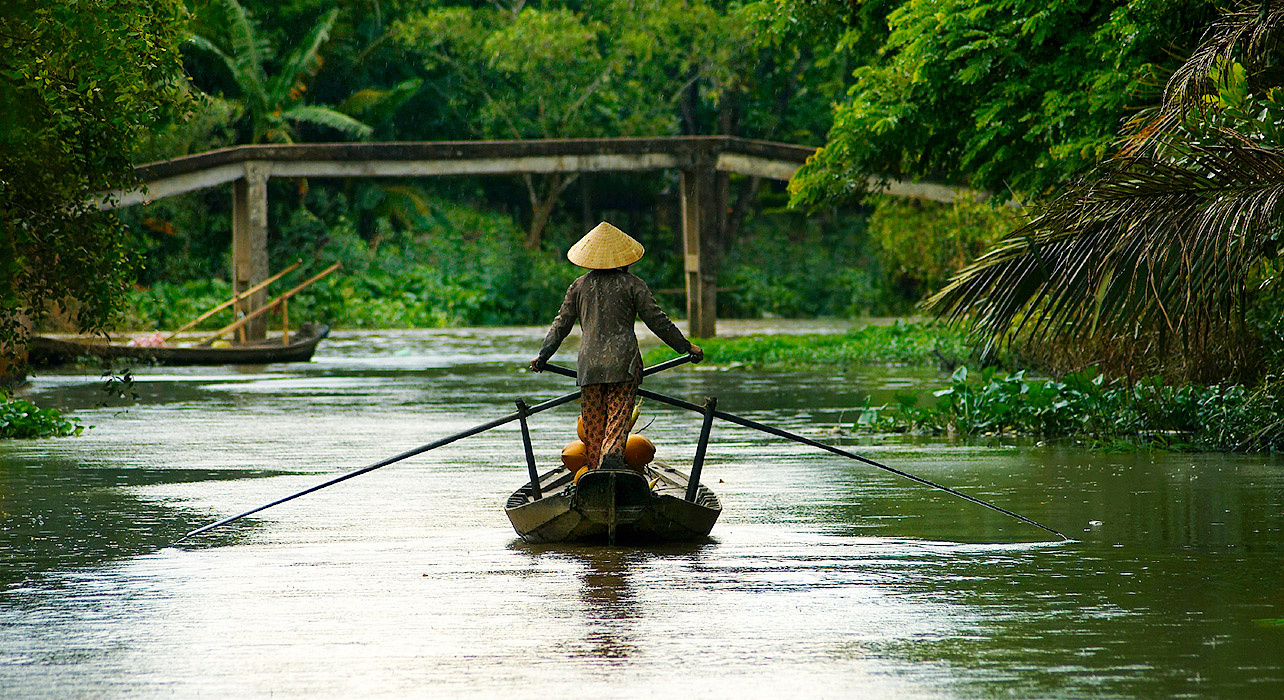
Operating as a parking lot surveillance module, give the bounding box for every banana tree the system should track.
[187,0,371,144]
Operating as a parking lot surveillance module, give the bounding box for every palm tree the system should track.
[926,1,1284,381]
[187,0,372,144]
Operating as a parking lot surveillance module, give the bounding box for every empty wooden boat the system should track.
[29,323,330,366]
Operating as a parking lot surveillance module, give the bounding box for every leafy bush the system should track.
[866,193,1022,302]
[858,366,1284,452]
[718,204,903,317]
[0,393,82,439]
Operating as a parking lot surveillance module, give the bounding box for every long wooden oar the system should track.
[539,361,1066,541]
[178,390,583,542]
[180,355,696,542]
[640,388,1069,541]
[532,352,695,377]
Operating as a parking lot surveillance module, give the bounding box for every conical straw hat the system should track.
[566,221,645,269]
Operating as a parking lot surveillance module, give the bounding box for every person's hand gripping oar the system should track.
[178,353,697,543]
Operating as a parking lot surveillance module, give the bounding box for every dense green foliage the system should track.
[716,201,892,318]
[858,366,1284,452]
[0,393,83,439]
[866,194,1021,302]
[925,4,1284,383]
[781,0,1220,205]
[0,0,188,356]
[392,2,701,244]
[106,0,855,327]
[643,321,973,369]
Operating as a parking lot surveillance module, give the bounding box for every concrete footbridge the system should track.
[97,137,964,338]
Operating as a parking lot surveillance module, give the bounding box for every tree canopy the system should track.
[186,0,372,144]
[391,0,834,246]
[0,0,188,356]
[925,2,1284,382]
[780,0,1221,206]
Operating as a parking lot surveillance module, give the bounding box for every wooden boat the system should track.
[505,460,722,544]
[28,322,330,366]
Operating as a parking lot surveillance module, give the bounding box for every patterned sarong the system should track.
[580,378,638,469]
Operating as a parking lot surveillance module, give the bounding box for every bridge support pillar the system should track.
[232,163,270,341]
[680,164,718,338]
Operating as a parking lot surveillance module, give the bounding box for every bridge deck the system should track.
[97,137,968,339]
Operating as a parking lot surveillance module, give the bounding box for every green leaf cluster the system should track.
[0,393,83,439]
[186,0,372,143]
[785,0,1220,206]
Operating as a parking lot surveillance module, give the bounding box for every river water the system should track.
[2,324,1282,699]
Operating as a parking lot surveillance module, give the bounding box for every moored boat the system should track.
[505,460,722,544]
[28,322,330,366]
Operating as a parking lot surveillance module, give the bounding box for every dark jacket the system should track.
[537,269,692,386]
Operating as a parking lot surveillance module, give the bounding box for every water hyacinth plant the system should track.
[857,366,1284,452]
[0,393,83,439]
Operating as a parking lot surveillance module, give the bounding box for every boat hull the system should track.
[505,462,721,544]
[29,323,330,366]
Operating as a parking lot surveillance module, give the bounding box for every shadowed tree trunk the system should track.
[523,172,579,249]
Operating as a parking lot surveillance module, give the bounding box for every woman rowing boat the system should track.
[530,222,703,471]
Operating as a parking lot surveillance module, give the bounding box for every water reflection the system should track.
[0,455,268,588]
[1,324,1282,699]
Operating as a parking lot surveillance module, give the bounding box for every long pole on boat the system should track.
[179,355,697,542]
[199,262,343,345]
[178,390,582,541]
[536,360,1064,540]
[162,260,302,342]
[637,387,1070,542]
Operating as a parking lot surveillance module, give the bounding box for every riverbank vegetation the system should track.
[783,0,1284,386]
[642,321,975,370]
[857,367,1284,453]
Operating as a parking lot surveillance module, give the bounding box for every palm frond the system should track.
[338,78,424,124]
[217,0,268,107]
[184,33,251,99]
[1121,1,1284,155]
[1165,1,1284,114]
[927,145,1284,349]
[281,105,374,140]
[268,8,339,106]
